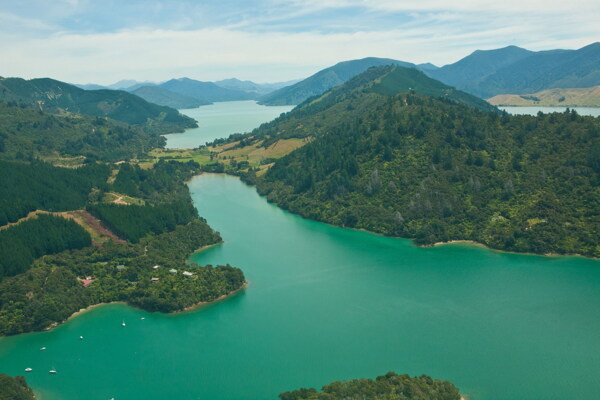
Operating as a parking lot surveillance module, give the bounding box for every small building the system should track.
[169,269,178,275]
[152,265,161,270]
[81,279,94,288]
[182,271,195,278]
[151,277,160,283]
[116,265,125,271]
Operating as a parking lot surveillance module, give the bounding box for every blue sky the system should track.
[0,0,598,84]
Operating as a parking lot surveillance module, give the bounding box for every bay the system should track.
[164,101,294,149]
[499,106,600,117]
[0,174,599,400]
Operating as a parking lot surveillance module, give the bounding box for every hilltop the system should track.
[0,77,196,135]
[220,66,600,258]
[258,57,420,106]
[429,42,600,98]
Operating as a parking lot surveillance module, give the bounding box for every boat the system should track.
[140,317,145,320]
[121,320,126,327]
[25,368,32,372]
[80,335,84,340]
[40,347,46,350]
[49,369,57,374]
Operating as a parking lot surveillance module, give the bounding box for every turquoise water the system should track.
[165,101,294,149]
[0,174,598,400]
[499,106,600,117]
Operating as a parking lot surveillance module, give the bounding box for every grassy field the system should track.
[488,86,600,107]
[144,138,310,170]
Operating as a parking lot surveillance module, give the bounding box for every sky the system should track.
[0,0,598,85]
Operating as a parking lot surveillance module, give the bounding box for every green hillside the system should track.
[258,57,417,106]
[0,101,166,162]
[160,78,257,103]
[0,375,34,400]
[429,42,600,98]
[0,77,197,134]
[236,67,599,258]
[132,85,209,109]
[279,372,460,400]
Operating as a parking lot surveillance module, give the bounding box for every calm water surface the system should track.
[499,106,600,117]
[165,101,293,149]
[0,174,598,400]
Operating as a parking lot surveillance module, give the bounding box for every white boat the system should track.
[40,347,46,350]
[121,320,126,327]
[80,335,84,340]
[49,369,57,374]
[140,317,145,320]
[25,368,32,372]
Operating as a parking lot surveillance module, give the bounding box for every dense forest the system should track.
[0,220,244,335]
[235,67,599,257]
[0,77,197,135]
[0,101,166,161]
[0,214,91,278]
[279,372,461,400]
[0,158,245,335]
[0,374,35,400]
[88,200,197,242]
[0,159,110,224]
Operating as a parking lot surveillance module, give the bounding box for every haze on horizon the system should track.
[0,0,598,85]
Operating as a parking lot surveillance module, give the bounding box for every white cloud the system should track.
[0,0,598,83]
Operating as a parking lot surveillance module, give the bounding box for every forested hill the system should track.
[239,68,600,258]
[428,42,600,98]
[259,57,418,106]
[0,77,197,134]
[0,159,246,335]
[0,374,35,400]
[279,372,461,400]
[0,101,165,162]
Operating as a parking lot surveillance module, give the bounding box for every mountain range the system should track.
[258,43,600,106]
[258,57,421,106]
[428,42,600,98]
[0,77,196,134]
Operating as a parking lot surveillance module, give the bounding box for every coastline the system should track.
[216,172,600,261]
[41,281,248,333]
[178,280,249,313]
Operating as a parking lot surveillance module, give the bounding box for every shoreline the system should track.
[195,173,600,261]
[42,281,249,333]
[178,281,249,313]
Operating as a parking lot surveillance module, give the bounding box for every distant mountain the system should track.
[417,63,439,71]
[487,85,600,107]
[258,57,417,106]
[159,78,257,103]
[0,77,196,135]
[132,85,209,109]
[429,43,600,98]
[75,83,107,90]
[214,78,300,95]
[107,79,156,90]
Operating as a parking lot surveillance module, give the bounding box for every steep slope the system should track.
[0,77,197,134]
[428,45,534,88]
[237,67,599,258]
[0,100,165,161]
[430,42,600,98]
[258,57,416,106]
[132,85,209,109]
[160,78,257,103]
[472,42,600,97]
[488,86,600,107]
